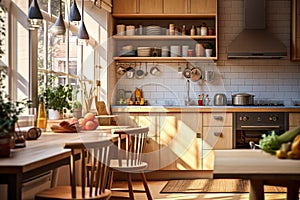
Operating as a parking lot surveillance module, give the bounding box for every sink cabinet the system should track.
[113,111,203,170]
[159,113,203,170]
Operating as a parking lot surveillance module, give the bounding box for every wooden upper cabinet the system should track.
[291,0,300,61]
[139,0,163,13]
[163,0,188,13]
[190,0,217,14]
[113,0,137,14]
[112,0,218,15]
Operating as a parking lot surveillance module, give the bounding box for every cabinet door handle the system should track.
[214,132,222,137]
[213,116,223,121]
[196,132,201,138]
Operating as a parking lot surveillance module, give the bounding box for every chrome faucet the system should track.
[185,79,192,106]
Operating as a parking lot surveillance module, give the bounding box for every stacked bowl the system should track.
[145,26,161,35]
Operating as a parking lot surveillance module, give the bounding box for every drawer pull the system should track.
[214,132,222,137]
[213,116,223,121]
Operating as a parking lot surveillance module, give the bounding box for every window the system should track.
[37,0,78,94]
[4,1,108,117]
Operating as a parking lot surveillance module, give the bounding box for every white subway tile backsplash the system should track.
[266,86,279,92]
[231,79,245,85]
[258,79,274,85]
[253,86,266,92]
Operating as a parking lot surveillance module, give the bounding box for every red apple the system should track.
[85,120,97,130]
[84,113,95,121]
[78,118,88,129]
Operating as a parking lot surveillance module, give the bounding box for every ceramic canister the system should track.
[182,45,189,57]
[170,45,181,57]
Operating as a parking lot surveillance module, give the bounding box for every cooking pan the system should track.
[190,66,202,82]
[232,93,254,105]
[135,64,145,79]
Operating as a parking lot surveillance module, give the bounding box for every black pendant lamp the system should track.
[69,0,81,22]
[77,0,89,45]
[52,0,66,36]
[28,0,43,30]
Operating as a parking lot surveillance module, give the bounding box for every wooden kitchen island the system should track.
[213,149,300,200]
[0,128,119,200]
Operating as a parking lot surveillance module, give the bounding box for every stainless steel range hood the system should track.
[227,0,287,59]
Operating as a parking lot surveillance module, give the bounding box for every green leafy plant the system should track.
[72,100,82,109]
[205,43,214,49]
[0,70,31,137]
[43,84,73,114]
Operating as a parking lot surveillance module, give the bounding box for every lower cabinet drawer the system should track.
[203,127,233,149]
[203,113,232,127]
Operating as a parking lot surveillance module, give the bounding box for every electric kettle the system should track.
[214,93,227,106]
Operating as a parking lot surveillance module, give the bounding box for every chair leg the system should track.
[127,173,134,200]
[141,172,153,200]
[107,170,114,189]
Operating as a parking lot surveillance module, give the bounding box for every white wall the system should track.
[113,0,300,106]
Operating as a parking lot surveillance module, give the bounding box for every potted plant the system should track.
[204,43,214,57]
[43,84,73,120]
[0,70,30,157]
[72,100,82,118]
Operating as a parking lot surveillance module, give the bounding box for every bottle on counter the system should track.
[36,96,47,131]
[198,94,203,106]
[203,94,210,106]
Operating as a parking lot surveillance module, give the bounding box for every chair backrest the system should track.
[111,127,149,167]
[64,140,112,199]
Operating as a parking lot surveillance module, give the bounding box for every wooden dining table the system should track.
[213,149,300,200]
[0,126,124,200]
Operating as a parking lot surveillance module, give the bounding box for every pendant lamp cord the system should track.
[59,0,62,15]
[81,0,84,21]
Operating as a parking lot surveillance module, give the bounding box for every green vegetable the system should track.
[259,126,300,155]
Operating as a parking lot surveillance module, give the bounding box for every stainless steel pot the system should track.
[232,93,254,105]
[214,93,227,106]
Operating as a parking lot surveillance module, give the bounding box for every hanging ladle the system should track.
[145,63,148,76]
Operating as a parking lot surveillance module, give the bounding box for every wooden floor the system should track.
[110,180,295,200]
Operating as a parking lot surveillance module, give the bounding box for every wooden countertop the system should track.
[213,149,300,180]
[112,106,300,113]
[213,149,300,200]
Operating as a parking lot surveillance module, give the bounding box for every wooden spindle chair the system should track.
[108,126,153,200]
[35,140,112,200]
